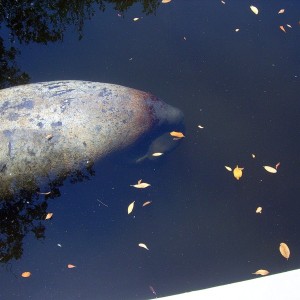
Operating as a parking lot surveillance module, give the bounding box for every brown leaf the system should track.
[128,201,135,214]
[279,243,290,260]
[142,201,152,207]
[279,25,286,33]
[45,212,53,220]
[252,269,269,276]
[170,131,185,138]
[21,271,31,278]
[233,165,244,180]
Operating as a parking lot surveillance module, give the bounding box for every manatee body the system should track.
[0,80,183,196]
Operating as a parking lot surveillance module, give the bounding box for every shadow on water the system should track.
[0,0,160,88]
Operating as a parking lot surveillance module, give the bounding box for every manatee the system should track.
[0,80,184,197]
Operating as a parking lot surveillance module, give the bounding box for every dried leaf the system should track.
[142,201,152,207]
[21,271,31,278]
[46,134,53,140]
[138,243,149,250]
[252,269,269,276]
[67,264,76,269]
[225,166,232,172]
[233,165,244,180]
[152,152,163,157]
[278,9,285,14]
[128,201,135,214]
[170,131,185,138]
[133,17,139,21]
[45,212,53,220]
[263,166,277,173]
[250,5,259,15]
[131,180,151,188]
[162,0,171,3]
[279,243,290,260]
[279,25,286,33]
[256,207,262,214]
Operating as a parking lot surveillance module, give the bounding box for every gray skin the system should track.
[0,80,184,197]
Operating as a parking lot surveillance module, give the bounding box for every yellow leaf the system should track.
[130,180,151,188]
[152,152,163,157]
[128,201,135,214]
[67,264,76,269]
[233,165,244,180]
[225,166,232,172]
[142,201,152,207]
[250,5,259,15]
[252,269,269,276]
[263,166,277,173]
[170,131,185,138]
[21,271,31,278]
[279,243,290,260]
[279,25,286,33]
[162,0,171,3]
[45,212,53,220]
[256,207,262,214]
[138,243,149,250]
[278,9,285,14]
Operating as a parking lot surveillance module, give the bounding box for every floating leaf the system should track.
[128,201,135,214]
[252,269,269,276]
[263,166,277,173]
[67,264,76,269]
[21,271,31,278]
[133,17,139,21]
[143,201,152,207]
[256,207,262,214]
[138,243,149,250]
[275,162,280,169]
[162,0,171,3]
[170,131,185,138]
[45,212,53,220]
[221,0,225,4]
[225,166,232,172]
[233,165,244,180]
[279,25,286,33]
[235,28,240,32]
[131,180,151,189]
[152,152,163,157]
[278,9,285,14]
[252,154,256,158]
[287,24,292,28]
[250,5,259,15]
[279,243,290,260]
[198,125,204,129]
[37,191,51,195]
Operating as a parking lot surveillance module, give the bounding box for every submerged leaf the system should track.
[138,243,149,250]
[128,201,135,214]
[233,165,244,180]
[263,166,277,173]
[250,5,259,15]
[279,243,290,260]
[143,201,152,207]
[252,269,269,276]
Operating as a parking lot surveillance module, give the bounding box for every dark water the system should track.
[1,0,300,299]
